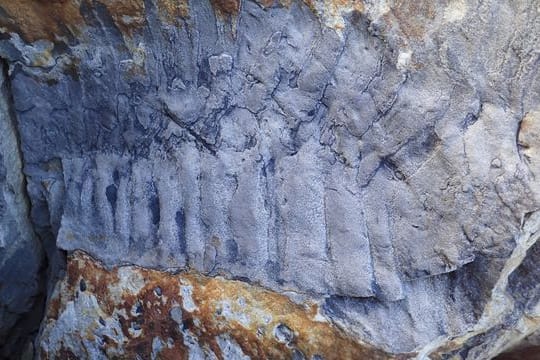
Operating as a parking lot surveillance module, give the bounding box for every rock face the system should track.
[40,251,397,360]
[0,0,538,359]
[0,61,44,357]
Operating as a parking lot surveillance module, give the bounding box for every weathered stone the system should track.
[0,61,44,357]
[40,251,400,359]
[0,0,538,359]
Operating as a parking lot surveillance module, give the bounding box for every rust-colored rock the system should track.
[2,0,539,359]
[98,0,147,36]
[0,0,148,42]
[157,0,190,23]
[390,0,436,39]
[40,251,405,359]
[0,0,368,43]
[495,346,540,360]
[0,0,83,42]
[210,0,241,17]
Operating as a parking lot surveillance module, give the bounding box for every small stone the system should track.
[397,50,412,71]
[395,170,405,181]
[170,306,183,325]
[491,158,502,168]
[292,349,306,360]
[131,301,143,316]
[208,53,233,75]
[274,323,294,344]
[170,77,186,91]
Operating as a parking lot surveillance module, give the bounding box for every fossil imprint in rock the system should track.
[0,0,539,359]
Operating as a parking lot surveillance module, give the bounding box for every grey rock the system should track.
[0,0,538,358]
[0,61,44,357]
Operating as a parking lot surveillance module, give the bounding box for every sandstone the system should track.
[0,0,538,359]
[40,251,398,359]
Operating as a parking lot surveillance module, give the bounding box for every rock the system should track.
[0,61,44,357]
[39,251,394,359]
[0,0,538,359]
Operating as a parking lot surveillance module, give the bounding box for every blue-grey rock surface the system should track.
[0,61,43,358]
[0,0,539,359]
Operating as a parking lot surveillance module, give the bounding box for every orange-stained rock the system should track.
[0,0,83,43]
[40,250,409,359]
[0,0,190,42]
[157,0,190,23]
[98,0,147,36]
[210,0,241,17]
[0,0,368,43]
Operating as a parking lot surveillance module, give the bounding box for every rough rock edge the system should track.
[38,207,540,360]
[37,225,540,359]
[39,250,412,360]
[0,0,362,43]
[0,0,536,358]
[418,211,540,359]
[0,59,45,359]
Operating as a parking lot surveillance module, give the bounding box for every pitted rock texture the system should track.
[40,251,400,360]
[0,0,539,359]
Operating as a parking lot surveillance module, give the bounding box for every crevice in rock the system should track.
[416,210,540,358]
[0,58,44,359]
[0,58,67,359]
